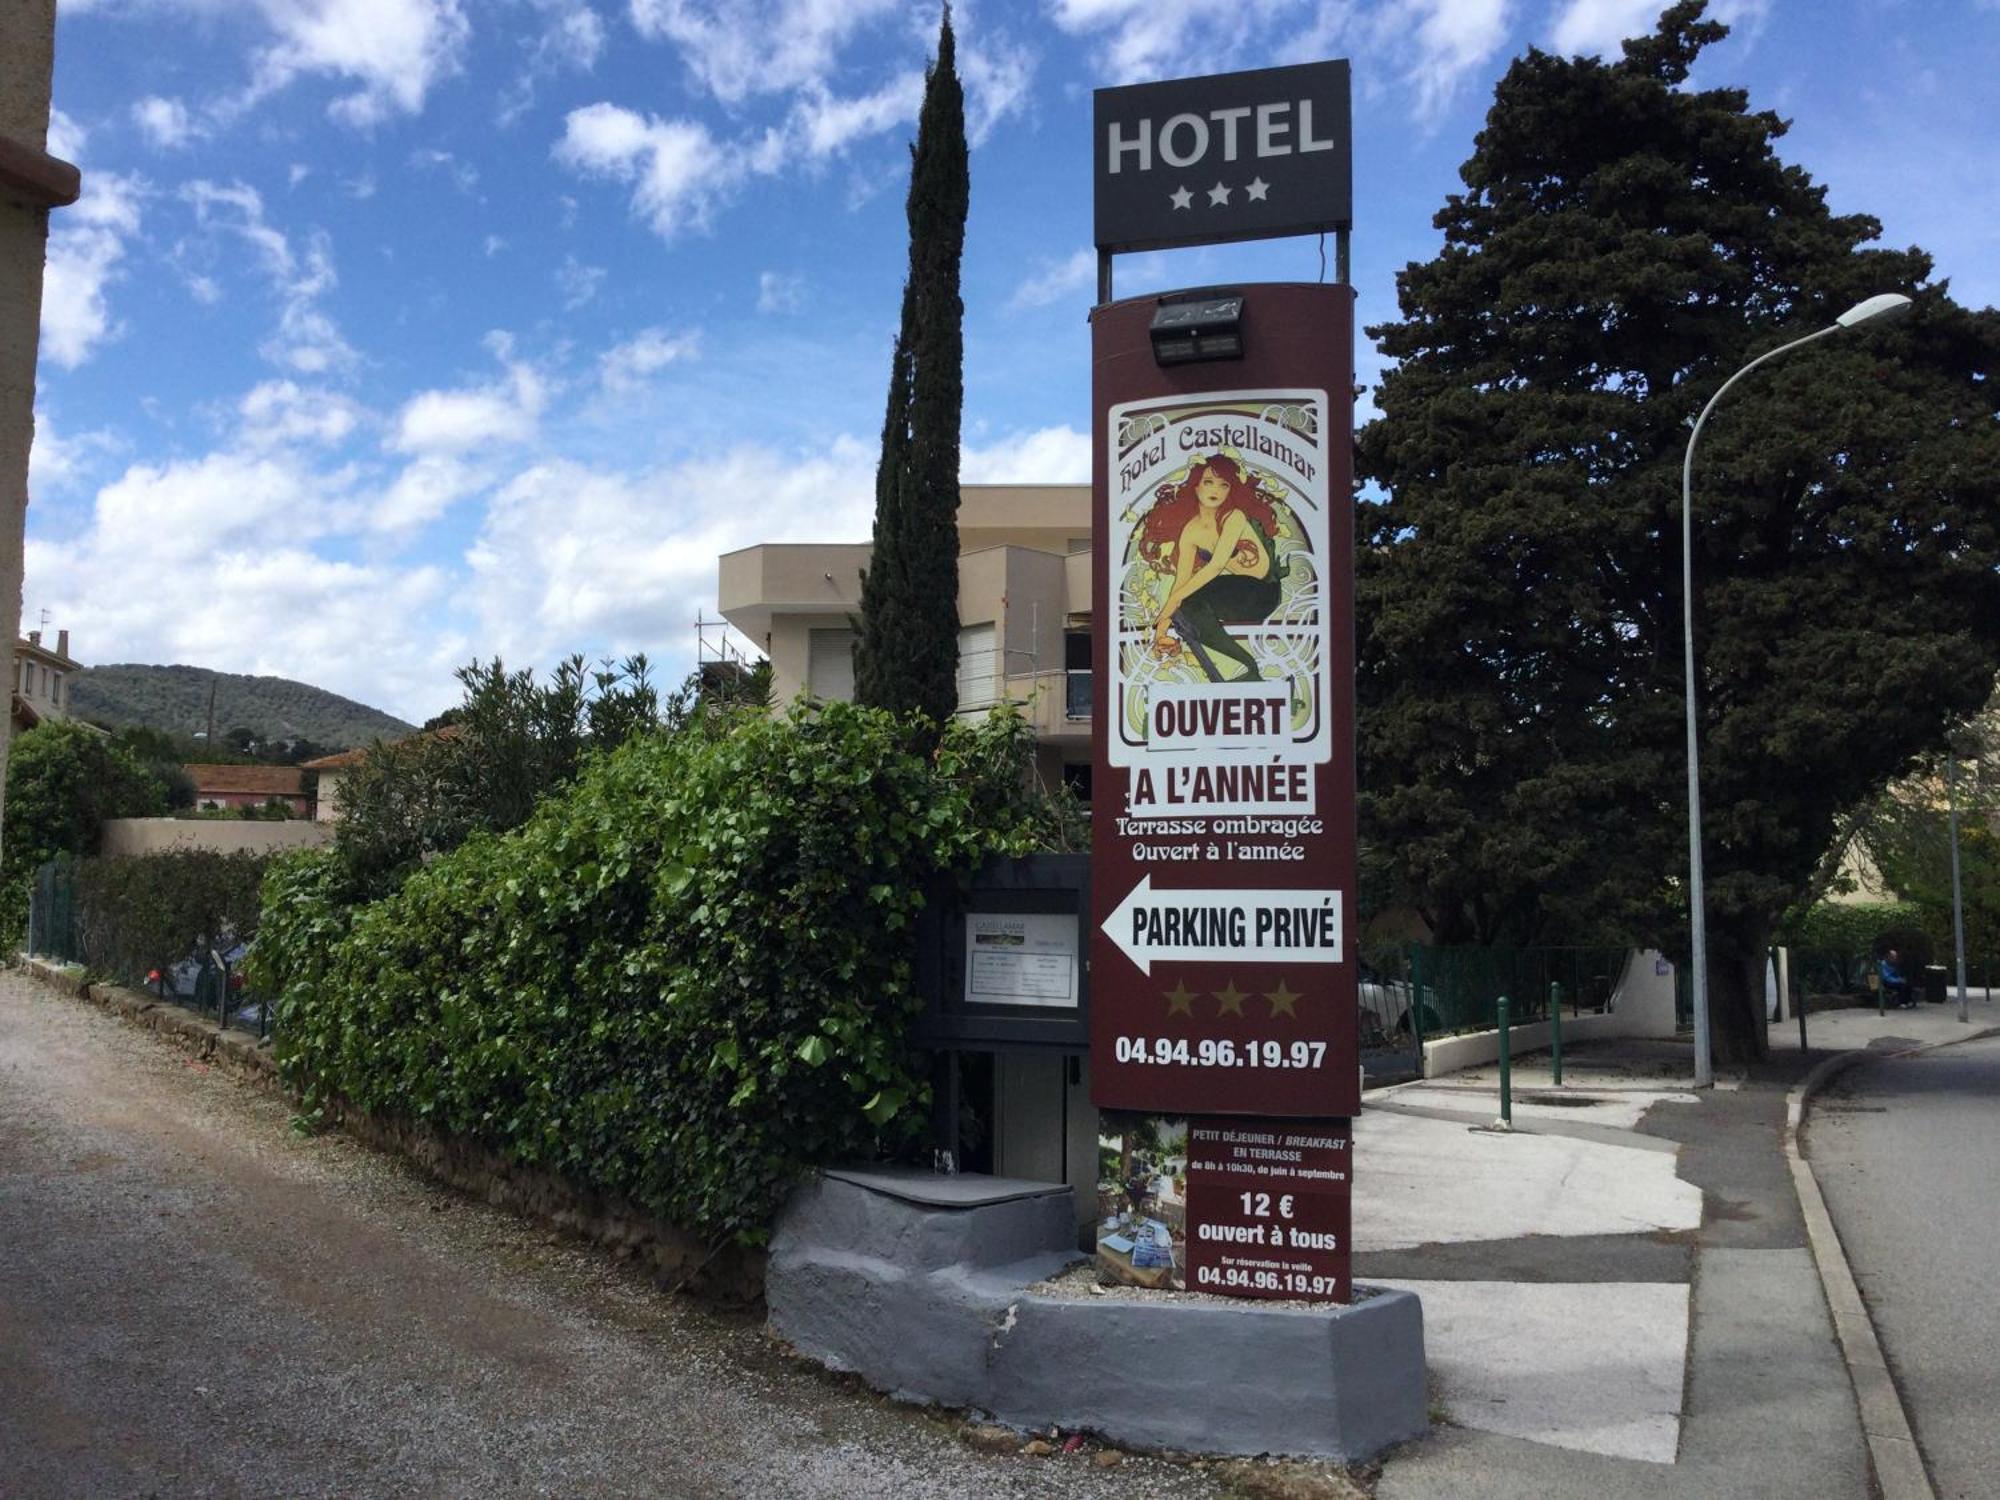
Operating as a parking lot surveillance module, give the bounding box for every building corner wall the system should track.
[0,0,62,853]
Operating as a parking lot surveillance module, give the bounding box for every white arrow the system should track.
[1103,874,1344,976]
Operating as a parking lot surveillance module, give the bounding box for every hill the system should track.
[69,664,416,751]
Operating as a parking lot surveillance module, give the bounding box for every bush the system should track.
[74,850,269,987]
[2,721,165,941]
[1782,901,1931,991]
[253,702,1053,1243]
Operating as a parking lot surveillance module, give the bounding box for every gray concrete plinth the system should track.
[768,1169,1428,1462]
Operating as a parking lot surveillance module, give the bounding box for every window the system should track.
[1064,631,1091,720]
[957,623,997,709]
[807,628,856,701]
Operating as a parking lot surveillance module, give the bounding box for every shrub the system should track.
[254,702,1051,1242]
[74,850,269,987]
[2,720,165,941]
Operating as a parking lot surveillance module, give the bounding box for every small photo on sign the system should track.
[1095,1113,1188,1290]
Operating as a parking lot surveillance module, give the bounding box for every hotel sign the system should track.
[1093,60,1352,255]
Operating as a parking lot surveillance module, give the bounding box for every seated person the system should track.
[1879,949,1913,1009]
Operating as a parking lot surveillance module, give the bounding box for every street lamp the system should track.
[1680,291,1913,1087]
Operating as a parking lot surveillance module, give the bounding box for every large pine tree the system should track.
[1358,2,2000,1062]
[855,7,968,725]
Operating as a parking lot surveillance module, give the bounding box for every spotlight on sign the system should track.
[1148,291,1245,366]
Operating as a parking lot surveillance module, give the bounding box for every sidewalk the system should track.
[1364,992,1997,1498]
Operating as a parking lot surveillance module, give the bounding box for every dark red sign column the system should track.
[1088,284,1358,1121]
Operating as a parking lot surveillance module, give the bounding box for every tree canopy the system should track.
[855,6,968,725]
[1357,2,2000,1060]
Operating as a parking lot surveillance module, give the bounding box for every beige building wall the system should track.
[99,818,337,858]
[0,1,70,855]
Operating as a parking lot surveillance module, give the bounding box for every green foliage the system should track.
[70,663,413,749]
[1873,817,2000,965]
[855,9,967,725]
[74,850,269,987]
[1356,3,2000,1060]
[333,653,661,897]
[2,721,165,939]
[255,702,1049,1242]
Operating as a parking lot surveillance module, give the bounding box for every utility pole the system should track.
[205,676,217,749]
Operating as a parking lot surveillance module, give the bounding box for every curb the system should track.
[11,955,282,1087]
[1787,1027,2000,1500]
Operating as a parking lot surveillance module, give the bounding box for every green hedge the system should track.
[251,702,1051,1243]
[74,850,269,987]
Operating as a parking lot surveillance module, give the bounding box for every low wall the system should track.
[769,1169,1428,1461]
[1420,948,1681,1078]
[11,955,762,1305]
[100,817,334,857]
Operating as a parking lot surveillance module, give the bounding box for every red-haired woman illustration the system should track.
[1140,453,1285,682]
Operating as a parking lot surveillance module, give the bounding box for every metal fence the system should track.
[1405,944,1628,1040]
[26,856,82,964]
[24,857,273,1039]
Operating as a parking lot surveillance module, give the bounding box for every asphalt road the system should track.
[0,973,1245,1500]
[1806,1033,2000,1500]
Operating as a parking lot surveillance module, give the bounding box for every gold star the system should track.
[1214,981,1247,1016]
[1265,979,1303,1018]
[1164,979,1197,1017]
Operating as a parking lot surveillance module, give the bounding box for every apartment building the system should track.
[718,483,1094,796]
[12,627,78,731]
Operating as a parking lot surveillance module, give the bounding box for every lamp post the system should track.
[1949,743,1970,1023]
[1680,292,1913,1087]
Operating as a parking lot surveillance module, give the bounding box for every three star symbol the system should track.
[1156,976,1304,1019]
[1165,179,1273,211]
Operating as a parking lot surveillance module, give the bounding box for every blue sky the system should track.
[32,0,2000,724]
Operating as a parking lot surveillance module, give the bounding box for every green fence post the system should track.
[1410,944,1427,1079]
[1549,981,1564,1086]
[1496,995,1513,1129]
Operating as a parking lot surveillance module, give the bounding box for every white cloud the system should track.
[27,411,122,501]
[46,108,87,162]
[757,270,804,313]
[132,95,200,148]
[484,234,508,256]
[182,180,360,374]
[25,520,457,722]
[961,425,1090,484]
[557,255,606,309]
[41,172,145,369]
[499,0,608,123]
[409,145,479,192]
[599,327,701,392]
[961,32,1035,147]
[1375,0,1513,120]
[626,0,901,103]
[555,102,738,237]
[239,380,363,448]
[93,450,345,565]
[464,437,875,663]
[786,72,925,159]
[245,0,472,127]
[373,453,485,530]
[1010,248,1095,309]
[1048,0,1297,85]
[392,356,548,453]
[1549,0,1769,56]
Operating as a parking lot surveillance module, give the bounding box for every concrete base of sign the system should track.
[768,1168,1427,1461]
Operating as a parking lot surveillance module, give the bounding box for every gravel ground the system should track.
[0,970,1287,1500]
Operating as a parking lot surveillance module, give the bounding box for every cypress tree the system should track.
[1358,2,2000,1062]
[855,6,968,725]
